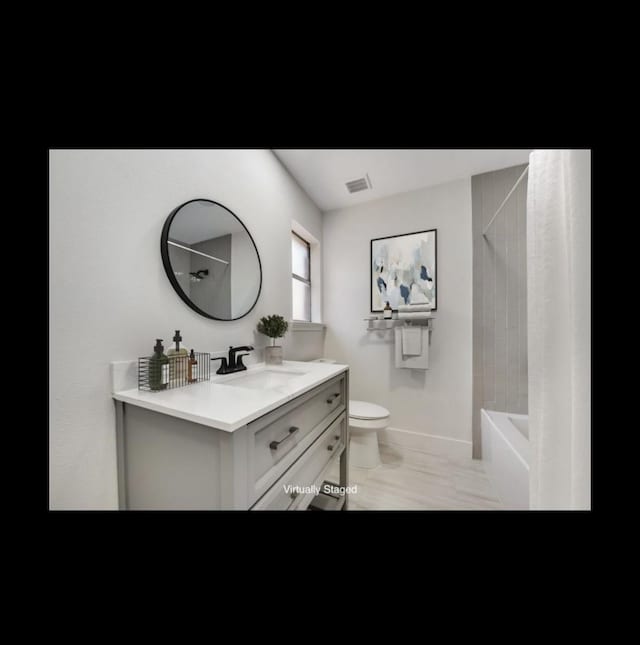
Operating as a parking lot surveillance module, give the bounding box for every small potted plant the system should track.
[257,314,289,365]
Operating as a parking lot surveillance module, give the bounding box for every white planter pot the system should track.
[264,345,283,365]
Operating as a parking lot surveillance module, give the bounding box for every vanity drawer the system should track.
[249,375,345,498]
[251,413,346,510]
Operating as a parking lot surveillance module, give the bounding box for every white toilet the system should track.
[310,359,390,469]
[348,400,390,469]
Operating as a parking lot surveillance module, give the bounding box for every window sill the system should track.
[291,321,325,332]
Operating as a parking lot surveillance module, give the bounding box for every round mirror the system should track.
[161,199,262,320]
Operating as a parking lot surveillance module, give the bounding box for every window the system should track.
[292,231,311,321]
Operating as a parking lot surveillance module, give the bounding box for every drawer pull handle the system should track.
[327,444,334,451]
[269,426,299,451]
[326,393,340,404]
[334,435,340,440]
[290,491,299,500]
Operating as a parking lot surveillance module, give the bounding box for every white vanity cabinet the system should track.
[114,369,349,510]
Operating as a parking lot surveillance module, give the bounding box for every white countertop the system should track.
[112,360,348,432]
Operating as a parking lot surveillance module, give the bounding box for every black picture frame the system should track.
[370,228,437,312]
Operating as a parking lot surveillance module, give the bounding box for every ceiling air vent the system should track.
[345,173,372,194]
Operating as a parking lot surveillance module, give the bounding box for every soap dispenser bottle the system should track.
[149,339,169,391]
[167,330,188,384]
[188,349,198,383]
[383,301,393,319]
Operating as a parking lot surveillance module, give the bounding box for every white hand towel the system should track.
[401,327,422,355]
[398,311,432,319]
[398,303,432,312]
[394,327,429,369]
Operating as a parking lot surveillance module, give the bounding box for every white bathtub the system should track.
[481,409,530,510]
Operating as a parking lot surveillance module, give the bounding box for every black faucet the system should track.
[212,345,254,375]
[228,345,254,370]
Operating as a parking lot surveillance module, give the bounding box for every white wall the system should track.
[283,327,326,361]
[323,178,473,457]
[50,149,323,510]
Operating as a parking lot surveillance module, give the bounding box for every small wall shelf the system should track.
[364,315,434,332]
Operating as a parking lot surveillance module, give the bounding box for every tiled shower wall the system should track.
[472,164,528,458]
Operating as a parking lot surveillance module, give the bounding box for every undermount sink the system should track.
[219,368,308,391]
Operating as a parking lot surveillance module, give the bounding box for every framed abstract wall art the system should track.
[371,229,437,312]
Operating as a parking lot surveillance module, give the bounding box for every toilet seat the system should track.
[349,400,390,431]
[349,400,390,420]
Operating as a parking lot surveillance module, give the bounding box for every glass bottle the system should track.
[188,349,198,383]
[167,330,188,384]
[149,339,169,391]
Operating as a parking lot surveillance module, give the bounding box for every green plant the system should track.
[257,315,289,346]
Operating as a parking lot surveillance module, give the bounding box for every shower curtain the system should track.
[527,150,591,510]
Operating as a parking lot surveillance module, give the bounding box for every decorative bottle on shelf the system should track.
[383,301,393,319]
[188,349,198,383]
[167,330,188,384]
[149,339,170,391]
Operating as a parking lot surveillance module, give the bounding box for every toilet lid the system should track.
[349,400,390,420]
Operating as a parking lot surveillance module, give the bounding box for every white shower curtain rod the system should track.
[482,165,529,239]
[167,240,229,265]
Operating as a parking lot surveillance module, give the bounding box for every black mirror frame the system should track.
[160,198,262,321]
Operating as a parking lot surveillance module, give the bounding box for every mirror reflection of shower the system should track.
[189,269,209,283]
[165,199,262,320]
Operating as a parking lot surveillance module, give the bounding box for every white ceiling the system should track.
[273,149,533,212]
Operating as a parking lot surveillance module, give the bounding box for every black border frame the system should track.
[160,198,263,321]
[370,228,438,312]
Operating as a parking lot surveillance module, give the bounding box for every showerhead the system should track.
[189,269,209,282]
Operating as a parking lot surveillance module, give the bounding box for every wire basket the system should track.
[138,352,210,391]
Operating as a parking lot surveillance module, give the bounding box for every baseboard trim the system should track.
[378,427,472,460]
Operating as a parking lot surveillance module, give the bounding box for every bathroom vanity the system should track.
[112,361,349,510]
